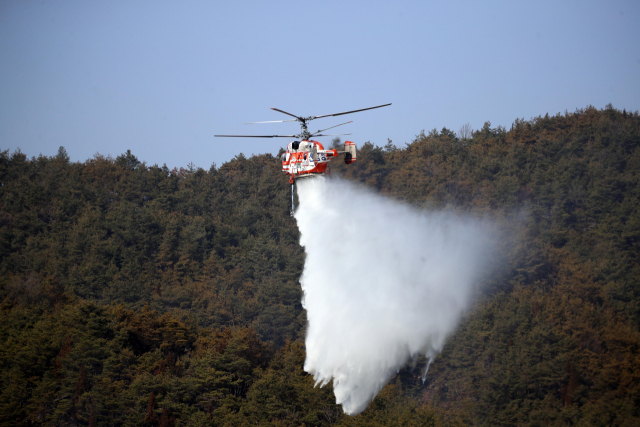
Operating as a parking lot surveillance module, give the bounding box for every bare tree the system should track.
[457,123,473,140]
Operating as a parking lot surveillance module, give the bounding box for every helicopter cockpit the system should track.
[284,140,321,163]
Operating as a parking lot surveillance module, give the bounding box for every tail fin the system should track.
[344,141,357,164]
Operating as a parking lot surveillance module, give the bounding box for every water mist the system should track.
[294,177,494,415]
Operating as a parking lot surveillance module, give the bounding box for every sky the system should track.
[1,0,639,170]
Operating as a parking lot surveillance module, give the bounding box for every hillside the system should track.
[1,105,639,426]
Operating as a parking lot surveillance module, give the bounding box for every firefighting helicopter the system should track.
[215,103,391,215]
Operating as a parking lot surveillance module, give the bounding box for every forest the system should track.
[1,104,639,426]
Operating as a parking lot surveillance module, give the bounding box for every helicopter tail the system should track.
[344,141,357,164]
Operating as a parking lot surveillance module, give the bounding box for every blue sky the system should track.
[1,0,639,169]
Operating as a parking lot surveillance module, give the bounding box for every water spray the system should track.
[294,176,494,415]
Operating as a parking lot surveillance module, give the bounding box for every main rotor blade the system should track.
[245,119,298,124]
[313,103,392,119]
[311,121,352,136]
[271,108,303,120]
[214,134,299,138]
[310,133,352,137]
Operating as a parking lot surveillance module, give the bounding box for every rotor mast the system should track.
[294,116,312,140]
[300,118,311,140]
[269,108,315,140]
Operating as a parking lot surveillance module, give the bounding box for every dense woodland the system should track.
[1,105,639,426]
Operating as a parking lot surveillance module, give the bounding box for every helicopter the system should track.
[215,103,391,215]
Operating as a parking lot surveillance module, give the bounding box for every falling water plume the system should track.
[294,176,495,415]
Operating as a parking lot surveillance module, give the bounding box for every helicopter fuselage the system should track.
[281,140,356,181]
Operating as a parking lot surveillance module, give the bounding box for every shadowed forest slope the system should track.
[1,105,639,426]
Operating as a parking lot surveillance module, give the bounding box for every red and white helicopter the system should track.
[215,103,391,214]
